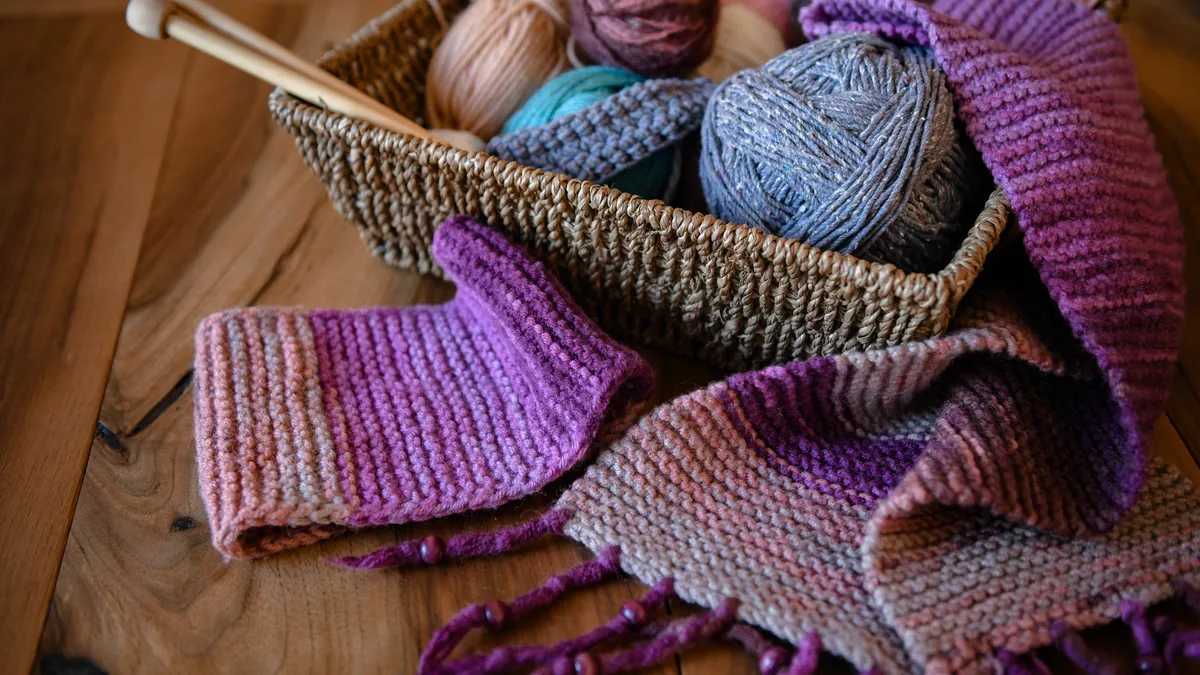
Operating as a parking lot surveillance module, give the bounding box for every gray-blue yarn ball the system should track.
[699,32,985,272]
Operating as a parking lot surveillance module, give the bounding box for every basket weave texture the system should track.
[268,0,1017,372]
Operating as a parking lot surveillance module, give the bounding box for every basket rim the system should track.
[271,0,1011,311]
[271,86,1010,305]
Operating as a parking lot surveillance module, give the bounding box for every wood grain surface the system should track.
[0,12,189,675]
[1123,0,1200,468]
[0,0,1193,673]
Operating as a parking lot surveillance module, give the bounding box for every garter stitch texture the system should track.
[193,215,653,558]
[487,77,714,188]
[560,289,1200,673]
[345,0,1195,672]
[501,66,678,199]
[557,0,1191,669]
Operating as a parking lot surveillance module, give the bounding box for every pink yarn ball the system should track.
[571,0,719,77]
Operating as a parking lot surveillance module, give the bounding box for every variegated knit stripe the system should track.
[193,216,654,558]
[559,385,910,673]
[194,308,349,558]
[560,291,1200,671]
[866,458,1200,674]
[804,0,1185,522]
[559,294,1060,670]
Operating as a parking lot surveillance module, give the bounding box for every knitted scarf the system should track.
[337,0,1199,672]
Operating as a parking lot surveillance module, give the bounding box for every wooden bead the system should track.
[483,599,509,629]
[572,651,600,675]
[418,535,444,564]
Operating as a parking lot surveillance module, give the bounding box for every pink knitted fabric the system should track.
[552,0,1193,670]
[193,215,653,558]
[560,286,1200,673]
[363,286,1200,674]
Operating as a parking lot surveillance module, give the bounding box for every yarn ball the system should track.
[426,0,571,139]
[571,0,719,77]
[692,2,785,83]
[724,0,792,39]
[699,32,985,272]
[503,66,678,199]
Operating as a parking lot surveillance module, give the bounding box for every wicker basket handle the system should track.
[125,0,432,140]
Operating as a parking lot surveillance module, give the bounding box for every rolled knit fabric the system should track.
[193,215,653,558]
[486,77,714,187]
[500,66,678,199]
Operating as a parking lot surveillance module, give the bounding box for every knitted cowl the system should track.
[340,0,1199,672]
[192,215,653,559]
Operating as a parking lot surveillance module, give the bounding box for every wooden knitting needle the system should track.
[125,0,432,140]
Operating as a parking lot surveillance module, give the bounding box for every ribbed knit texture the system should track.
[555,0,1194,671]
[193,215,653,558]
[803,0,1185,494]
[486,77,714,186]
[500,66,678,199]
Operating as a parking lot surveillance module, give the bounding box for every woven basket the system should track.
[269,0,1017,372]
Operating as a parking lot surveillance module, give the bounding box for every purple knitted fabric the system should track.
[560,287,1200,673]
[558,0,1192,670]
[345,0,1198,672]
[193,215,653,558]
[803,0,1186,499]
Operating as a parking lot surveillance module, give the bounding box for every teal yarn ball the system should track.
[502,66,677,199]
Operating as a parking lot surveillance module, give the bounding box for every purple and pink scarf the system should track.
[333,0,1198,672]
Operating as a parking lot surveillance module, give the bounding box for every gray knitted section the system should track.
[700,33,983,273]
[487,78,715,186]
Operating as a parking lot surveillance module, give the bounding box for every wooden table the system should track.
[1,1,1197,673]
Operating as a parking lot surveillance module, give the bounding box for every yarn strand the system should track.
[418,547,623,674]
[596,597,741,672]
[437,578,676,675]
[329,508,573,570]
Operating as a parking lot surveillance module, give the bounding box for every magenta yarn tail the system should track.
[997,651,1053,675]
[329,508,573,570]
[440,576,676,674]
[592,598,741,673]
[996,589,1200,675]
[1052,622,1122,675]
[1166,629,1200,672]
[419,546,624,674]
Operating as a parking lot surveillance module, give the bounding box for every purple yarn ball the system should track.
[571,0,719,77]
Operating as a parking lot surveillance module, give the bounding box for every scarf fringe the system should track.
[331,512,1200,674]
[999,581,1200,675]
[327,508,573,570]
[419,546,624,674]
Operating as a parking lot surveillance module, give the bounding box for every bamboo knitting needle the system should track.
[126,0,433,140]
